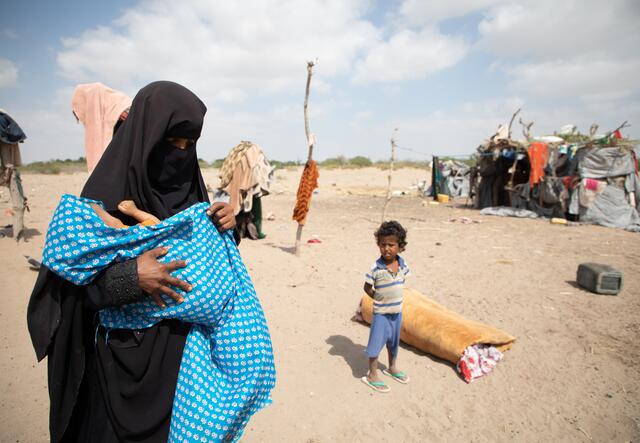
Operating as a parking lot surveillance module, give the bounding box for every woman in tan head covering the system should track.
[71,82,132,172]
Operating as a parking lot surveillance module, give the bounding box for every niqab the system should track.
[82,80,209,220]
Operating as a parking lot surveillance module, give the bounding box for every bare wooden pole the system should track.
[304,60,315,162]
[381,128,398,223]
[295,60,316,256]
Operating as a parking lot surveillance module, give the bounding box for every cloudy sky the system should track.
[1,0,639,163]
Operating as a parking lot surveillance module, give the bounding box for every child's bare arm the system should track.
[363,282,375,298]
[118,200,161,225]
[91,203,127,229]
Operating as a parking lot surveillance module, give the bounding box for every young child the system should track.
[362,220,410,393]
[91,200,161,228]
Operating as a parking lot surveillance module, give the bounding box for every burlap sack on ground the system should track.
[361,288,515,363]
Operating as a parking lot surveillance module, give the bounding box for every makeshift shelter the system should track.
[216,141,274,239]
[429,157,471,199]
[71,82,132,172]
[0,109,28,240]
[471,121,640,231]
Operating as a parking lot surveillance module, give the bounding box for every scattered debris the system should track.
[24,255,41,270]
[447,216,480,224]
[437,194,449,203]
[307,234,322,244]
[496,259,516,265]
[576,263,623,295]
[266,212,276,221]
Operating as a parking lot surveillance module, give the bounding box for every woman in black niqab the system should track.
[28,81,236,442]
[83,80,209,219]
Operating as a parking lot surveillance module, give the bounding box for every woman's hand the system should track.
[206,202,236,231]
[136,246,191,308]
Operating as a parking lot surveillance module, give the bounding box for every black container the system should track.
[576,263,623,295]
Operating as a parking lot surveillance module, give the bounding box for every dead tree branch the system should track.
[507,108,521,139]
[295,60,317,256]
[381,128,398,223]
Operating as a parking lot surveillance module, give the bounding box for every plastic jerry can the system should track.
[576,263,623,295]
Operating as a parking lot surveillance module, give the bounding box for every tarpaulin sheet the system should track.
[578,147,635,178]
[580,185,640,232]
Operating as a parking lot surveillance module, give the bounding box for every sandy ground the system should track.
[1,167,639,442]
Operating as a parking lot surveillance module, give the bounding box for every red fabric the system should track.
[292,160,319,225]
[528,142,548,186]
[584,178,599,191]
[614,130,622,139]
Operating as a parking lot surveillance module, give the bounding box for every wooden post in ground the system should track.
[381,128,398,223]
[294,60,316,256]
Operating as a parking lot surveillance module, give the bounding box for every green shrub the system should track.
[319,156,347,167]
[348,156,372,167]
[270,160,301,169]
[19,157,86,174]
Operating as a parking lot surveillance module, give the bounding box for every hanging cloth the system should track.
[292,160,319,225]
[71,83,132,172]
[528,142,549,186]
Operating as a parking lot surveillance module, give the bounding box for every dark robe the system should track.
[27,81,212,442]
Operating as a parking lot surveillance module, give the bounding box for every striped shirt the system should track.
[365,255,410,314]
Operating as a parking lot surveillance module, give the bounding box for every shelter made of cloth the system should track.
[0,110,27,239]
[0,110,27,144]
[218,141,273,215]
[71,83,132,172]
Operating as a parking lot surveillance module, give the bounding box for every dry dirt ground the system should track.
[1,167,638,442]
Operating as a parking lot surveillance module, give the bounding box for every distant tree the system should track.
[320,156,347,167]
[348,156,372,167]
[211,158,225,168]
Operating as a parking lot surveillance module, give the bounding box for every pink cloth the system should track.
[71,83,132,172]
[456,344,504,383]
[584,178,599,191]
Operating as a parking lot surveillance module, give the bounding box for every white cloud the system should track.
[507,58,640,102]
[9,104,85,164]
[18,0,637,164]
[352,28,467,83]
[0,58,18,88]
[476,0,640,103]
[57,0,378,104]
[1,29,18,39]
[399,0,501,26]
[478,0,640,58]
[373,96,640,160]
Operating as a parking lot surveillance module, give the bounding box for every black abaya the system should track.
[28,81,211,442]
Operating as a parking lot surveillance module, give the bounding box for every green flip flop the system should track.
[361,376,390,393]
[382,369,410,384]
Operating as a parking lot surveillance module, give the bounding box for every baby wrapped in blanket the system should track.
[43,194,275,442]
